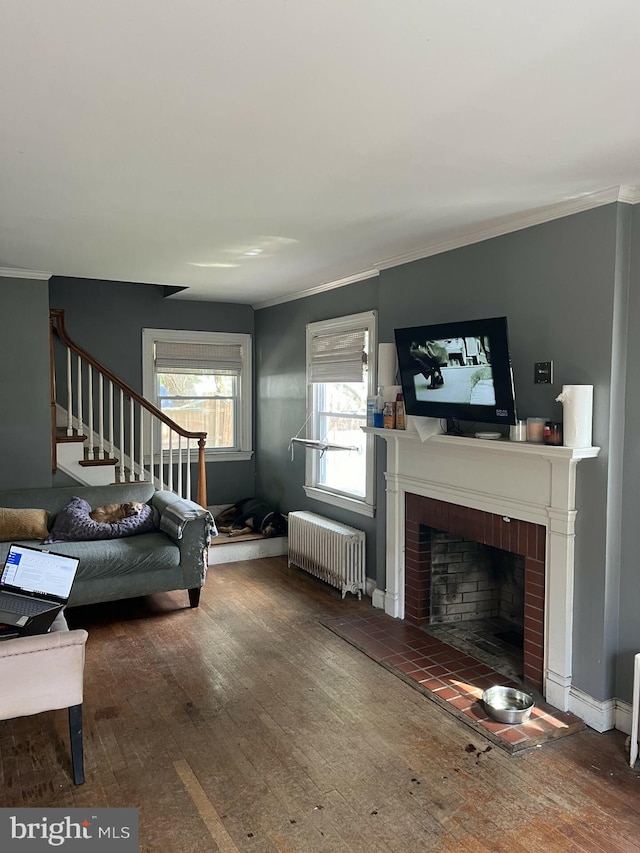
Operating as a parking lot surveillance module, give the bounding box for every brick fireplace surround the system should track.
[366,425,599,715]
[405,493,545,691]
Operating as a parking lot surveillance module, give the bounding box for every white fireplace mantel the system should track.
[364,426,600,711]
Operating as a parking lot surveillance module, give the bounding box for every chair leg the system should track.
[188,587,201,608]
[68,703,85,785]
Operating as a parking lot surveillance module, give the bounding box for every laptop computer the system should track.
[0,543,80,636]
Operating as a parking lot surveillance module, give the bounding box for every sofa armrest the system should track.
[151,492,217,590]
[152,492,216,542]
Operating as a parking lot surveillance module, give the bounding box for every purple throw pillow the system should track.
[44,497,159,543]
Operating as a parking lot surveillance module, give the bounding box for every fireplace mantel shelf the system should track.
[362,427,600,461]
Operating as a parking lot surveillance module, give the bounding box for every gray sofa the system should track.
[0,483,212,609]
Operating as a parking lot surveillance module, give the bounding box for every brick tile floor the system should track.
[321,610,585,753]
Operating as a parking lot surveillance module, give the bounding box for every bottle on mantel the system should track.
[395,392,406,430]
[373,386,385,428]
[383,401,396,429]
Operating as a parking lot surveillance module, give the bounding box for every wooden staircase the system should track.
[50,309,207,504]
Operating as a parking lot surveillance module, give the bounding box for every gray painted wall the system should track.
[49,277,256,505]
[255,204,628,703]
[619,204,640,700]
[254,277,380,571]
[0,277,53,489]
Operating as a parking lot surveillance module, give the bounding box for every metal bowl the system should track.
[482,685,534,724]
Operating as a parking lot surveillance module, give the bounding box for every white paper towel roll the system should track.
[555,385,593,448]
[378,343,398,388]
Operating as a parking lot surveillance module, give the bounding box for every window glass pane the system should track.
[160,398,235,448]
[317,413,366,496]
[320,381,367,416]
[157,371,235,397]
[158,371,237,449]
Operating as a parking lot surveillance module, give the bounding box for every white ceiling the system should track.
[2,1,640,306]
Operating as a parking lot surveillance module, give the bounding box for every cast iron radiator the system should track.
[287,511,365,599]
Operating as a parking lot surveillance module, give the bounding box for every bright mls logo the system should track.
[0,808,138,850]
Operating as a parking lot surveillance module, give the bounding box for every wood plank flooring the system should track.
[1,555,639,852]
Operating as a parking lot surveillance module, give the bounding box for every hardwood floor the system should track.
[1,555,639,852]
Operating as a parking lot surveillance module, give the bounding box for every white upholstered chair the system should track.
[631,653,640,768]
[0,613,88,784]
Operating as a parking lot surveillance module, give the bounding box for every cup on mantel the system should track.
[544,421,563,446]
[526,417,546,443]
[509,420,527,442]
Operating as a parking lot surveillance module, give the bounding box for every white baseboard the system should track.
[209,536,288,564]
[365,578,377,600]
[371,586,386,610]
[614,699,633,736]
[568,685,616,732]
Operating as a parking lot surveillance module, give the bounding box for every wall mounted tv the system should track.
[394,315,517,427]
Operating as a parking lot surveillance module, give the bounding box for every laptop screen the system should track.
[1,544,79,599]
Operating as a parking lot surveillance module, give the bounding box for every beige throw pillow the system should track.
[0,507,50,542]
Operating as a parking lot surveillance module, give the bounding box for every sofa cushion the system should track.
[44,497,159,544]
[0,507,49,542]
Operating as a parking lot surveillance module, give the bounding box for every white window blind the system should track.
[154,341,243,372]
[308,328,367,383]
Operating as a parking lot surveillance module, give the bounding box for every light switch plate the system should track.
[534,361,553,384]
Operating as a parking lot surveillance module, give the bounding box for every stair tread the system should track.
[78,458,119,467]
[55,430,87,443]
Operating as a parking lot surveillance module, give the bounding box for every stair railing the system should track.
[50,309,207,507]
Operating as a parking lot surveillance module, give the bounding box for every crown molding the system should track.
[618,185,640,204]
[376,186,638,271]
[252,268,379,310]
[253,186,639,309]
[0,267,52,280]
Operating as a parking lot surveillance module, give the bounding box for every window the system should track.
[142,329,252,462]
[304,311,377,516]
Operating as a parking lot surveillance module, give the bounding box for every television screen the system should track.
[394,316,517,426]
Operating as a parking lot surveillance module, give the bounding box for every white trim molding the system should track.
[371,586,386,610]
[253,185,640,310]
[0,267,52,280]
[376,186,640,272]
[253,269,379,310]
[142,327,253,459]
[568,685,617,733]
[614,698,634,737]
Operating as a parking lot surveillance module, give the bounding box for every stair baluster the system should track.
[87,365,95,459]
[139,408,145,483]
[118,388,125,483]
[77,355,84,441]
[66,349,73,436]
[108,381,115,463]
[97,373,105,460]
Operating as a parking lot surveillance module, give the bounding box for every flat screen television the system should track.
[394,315,517,427]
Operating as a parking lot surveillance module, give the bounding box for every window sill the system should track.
[152,450,253,464]
[303,486,375,518]
[205,450,254,463]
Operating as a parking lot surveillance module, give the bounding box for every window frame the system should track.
[142,328,253,462]
[304,310,377,517]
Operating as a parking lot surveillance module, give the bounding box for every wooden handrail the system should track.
[50,309,208,507]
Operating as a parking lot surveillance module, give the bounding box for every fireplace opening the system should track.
[420,530,526,681]
[405,493,545,692]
